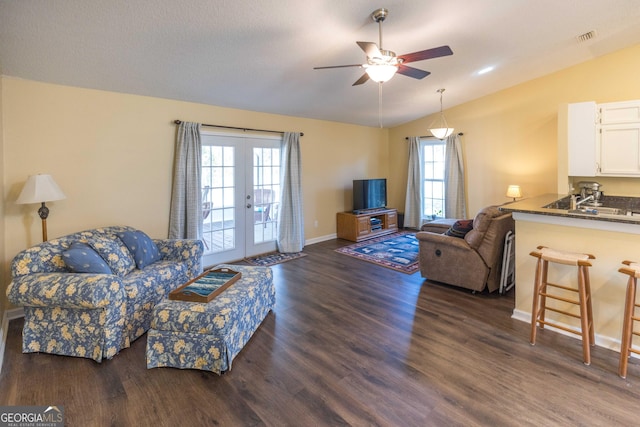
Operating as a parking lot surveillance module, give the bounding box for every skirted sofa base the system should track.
[146,264,275,374]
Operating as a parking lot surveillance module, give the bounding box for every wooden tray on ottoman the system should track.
[169,267,241,303]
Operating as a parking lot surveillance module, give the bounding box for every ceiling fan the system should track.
[314,8,453,86]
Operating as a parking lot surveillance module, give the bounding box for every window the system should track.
[421,138,445,219]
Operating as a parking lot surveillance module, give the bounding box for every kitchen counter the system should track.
[499,193,640,235]
[503,193,640,354]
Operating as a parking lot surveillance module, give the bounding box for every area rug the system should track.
[335,232,419,274]
[244,251,307,267]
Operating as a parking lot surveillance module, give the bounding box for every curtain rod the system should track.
[174,120,303,137]
[405,132,463,140]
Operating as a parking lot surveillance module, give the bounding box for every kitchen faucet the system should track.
[575,195,594,207]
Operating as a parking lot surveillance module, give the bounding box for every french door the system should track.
[201,132,281,266]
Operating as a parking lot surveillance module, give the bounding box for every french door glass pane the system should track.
[202,145,236,253]
[253,147,280,244]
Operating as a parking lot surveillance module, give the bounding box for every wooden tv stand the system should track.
[336,208,398,242]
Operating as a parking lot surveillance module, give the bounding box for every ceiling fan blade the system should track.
[398,45,453,64]
[356,41,382,58]
[397,64,431,80]
[314,64,363,70]
[352,73,370,86]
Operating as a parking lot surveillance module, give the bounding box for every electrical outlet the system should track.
[314,220,318,228]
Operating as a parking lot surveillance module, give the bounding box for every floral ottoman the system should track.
[145,264,275,374]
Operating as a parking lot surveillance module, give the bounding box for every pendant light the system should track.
[429,88,454,139]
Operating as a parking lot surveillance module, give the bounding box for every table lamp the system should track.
[16,174,66,241]
[506,185,522,202]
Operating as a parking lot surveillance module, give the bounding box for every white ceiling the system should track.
[2,0,640,128]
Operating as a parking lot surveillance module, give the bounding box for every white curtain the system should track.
[444,133,466,219]
[403,136,423,229]
[168,122,203,239]
[277,132,304,253]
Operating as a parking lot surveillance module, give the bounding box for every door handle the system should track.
[247,203,252,208]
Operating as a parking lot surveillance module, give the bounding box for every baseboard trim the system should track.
[0,308,24,375]
[0,313,7,375]
[305,233,337,246]
[6,307,24,320]
[512,308,638,357]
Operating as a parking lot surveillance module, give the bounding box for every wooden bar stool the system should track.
[530,246,595,365]
[618,260,640,378]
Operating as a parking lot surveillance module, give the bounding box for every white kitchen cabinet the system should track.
[561,100,640,177]
[560,102,597,176]
[596,100,640,176]
[599,100,640,125]
[597,123,640,176]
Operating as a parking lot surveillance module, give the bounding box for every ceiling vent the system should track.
[576,30,597,43]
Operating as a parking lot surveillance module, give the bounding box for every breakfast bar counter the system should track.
[500,193,640,229]
[499,194,640,355]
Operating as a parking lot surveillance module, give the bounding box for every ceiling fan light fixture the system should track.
[364,64,398,83]
[429,88,454,139]
[313,8,453,88]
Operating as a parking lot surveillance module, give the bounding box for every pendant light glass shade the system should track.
[429,88,454,139]
[429,124,454,140]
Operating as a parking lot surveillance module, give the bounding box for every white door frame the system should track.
[201,131,280,266]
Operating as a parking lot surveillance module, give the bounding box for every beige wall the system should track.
[513,218,640,349]
[387,43,640,350]
[0,76,5,321]
[0,77,388,309]
[3,43,640,314]
[389,44,640,216]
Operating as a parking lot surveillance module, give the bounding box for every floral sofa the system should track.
[6,226,203,362]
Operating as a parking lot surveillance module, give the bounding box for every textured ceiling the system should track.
[2,0,640,127]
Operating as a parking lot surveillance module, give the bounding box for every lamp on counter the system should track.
[506,185,522,202]
[16,174,66,242]
[428,88,454,140]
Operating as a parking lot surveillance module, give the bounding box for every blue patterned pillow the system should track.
[62,242,113,274]
[87,236,136,277]
[116,230,162,269]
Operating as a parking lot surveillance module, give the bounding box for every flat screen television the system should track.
[353,178,387,212]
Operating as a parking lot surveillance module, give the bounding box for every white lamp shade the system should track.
[506,185,522,199]
[16,174,66,204]
[364,64,398,83]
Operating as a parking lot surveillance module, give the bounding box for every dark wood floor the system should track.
[1,238,639,426]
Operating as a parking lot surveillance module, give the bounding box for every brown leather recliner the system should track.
[416,206,514,292]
